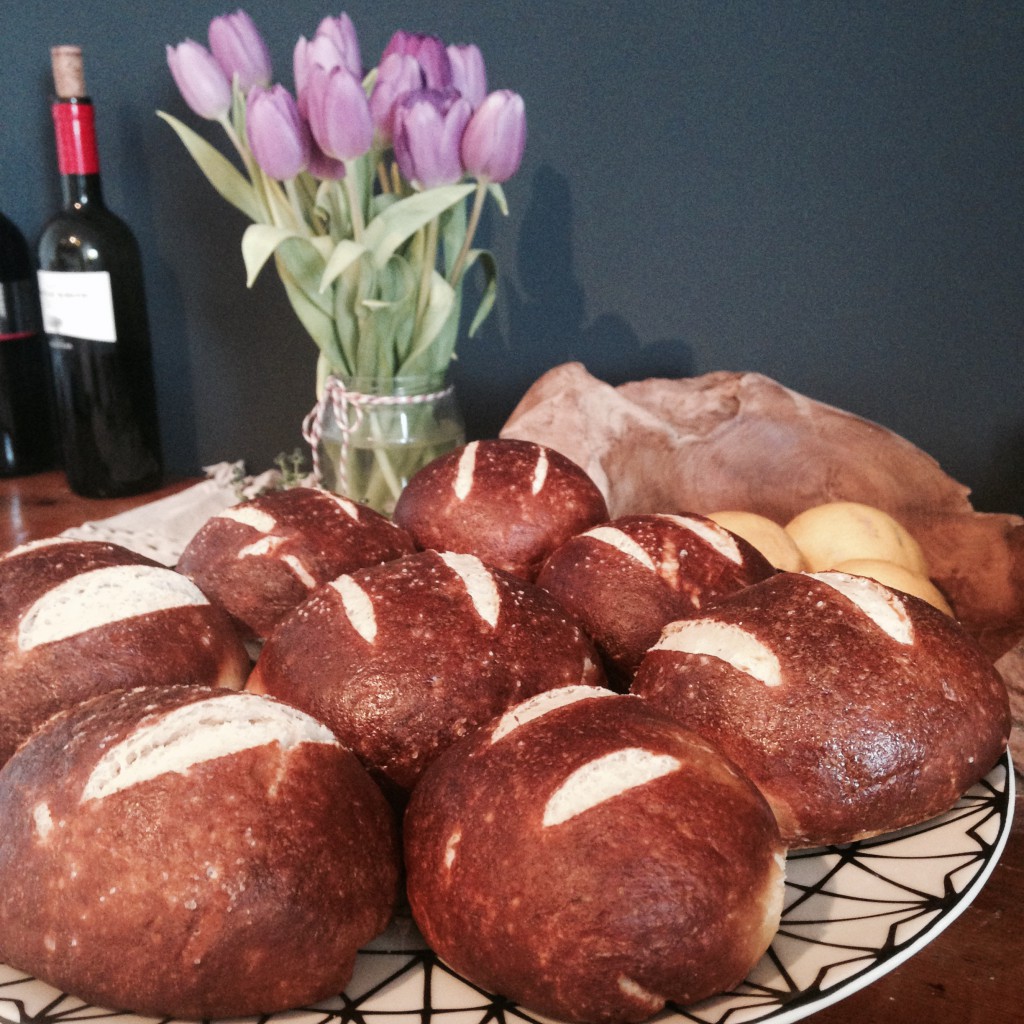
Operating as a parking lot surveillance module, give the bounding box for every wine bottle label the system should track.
[52,100,100,176]
[37,269,117,343]
[0,279,42,341]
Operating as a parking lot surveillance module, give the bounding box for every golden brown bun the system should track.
[393,438,609,581]
[177,486,416,639]
[0,686,400,1019]
[706,510,807,571]
[784,500,929,575]
[536,513,775,682]
[0,539,249,767]
[405,687,785,1023]
[632,570,1011,846]
[248,550,606,795]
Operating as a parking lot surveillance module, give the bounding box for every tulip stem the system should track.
[414,218,439,336]
[220,115,249,169]
[449,180,487,286]
[261,172,300,231]
[342,162,365,242]
[220,113,274,221]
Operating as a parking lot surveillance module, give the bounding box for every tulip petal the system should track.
[306,66,373,162]
[209,9,272,91]
[166,40,231,120]
[461,89,526,183]
[447,44,487,109]
[315,13,362,77]
[246,84,310,179]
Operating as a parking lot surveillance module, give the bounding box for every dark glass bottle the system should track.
[37,45,162,498]
[0,210,56,476]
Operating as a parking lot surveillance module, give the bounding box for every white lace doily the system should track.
[58,462,280,567]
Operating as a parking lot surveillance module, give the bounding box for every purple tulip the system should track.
[245,84,311,179]
[393,88,471,189]
[461,89,526,183]
[208,9,272,92]
[166,40,232,120]
[308,142,347,180]
[447,44,487,109]
[294,20,361,100]
[368,52,423,145]
[305,65,373,162]
[314,13,362,77]
[381,31,452,90]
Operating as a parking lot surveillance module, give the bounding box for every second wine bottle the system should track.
[37,44,163,498]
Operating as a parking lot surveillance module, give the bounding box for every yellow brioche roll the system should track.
[830,558,954,616]
[707,510,807,572]
[784,501,928,576]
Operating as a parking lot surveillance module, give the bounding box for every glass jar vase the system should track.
[304,373,465,516]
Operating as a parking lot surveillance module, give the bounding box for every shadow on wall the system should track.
[456,164,695,440]
[973,419,1024,516]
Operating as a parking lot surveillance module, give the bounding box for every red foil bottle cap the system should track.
[52,100,100,175]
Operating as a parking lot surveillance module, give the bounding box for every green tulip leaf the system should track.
[488,182,509,217]
[357,258,417,377]
[275,261,337,361]
[242,224,300,287]
[363,184,475,267]
[242,226,332,294]
[461,248,499,336]
[439,199,469,276]
[157,111,263,223]
[401,272,456,372]
[320,239,369,293]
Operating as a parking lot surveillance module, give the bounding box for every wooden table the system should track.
[1,471,1022,1023]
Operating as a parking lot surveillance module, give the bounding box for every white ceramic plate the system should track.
[0,754,1013,1024]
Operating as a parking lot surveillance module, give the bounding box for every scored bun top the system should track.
[632,570,1012,847]
[404,686,784,1023]
[392,438,609,581]
[537,513,776,682]
[248,549,606,795]
[177,486,416,639]
[0,539,249,767]
[0,685,400,1019]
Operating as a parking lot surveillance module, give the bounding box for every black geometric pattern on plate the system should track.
[0,754,1012,1024]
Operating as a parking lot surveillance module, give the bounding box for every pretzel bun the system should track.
[536,514,776,682]
[392,438,609,580]
[0,538,249,767]
[830,558,954,615]
[177,487,415,639]
[632,570,1011,846]
[405,686,785,1023]
[0,686,399,1019]
[248,550,606,795]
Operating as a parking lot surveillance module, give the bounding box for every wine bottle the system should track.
[0,210,56,477]
[37,45,163,498]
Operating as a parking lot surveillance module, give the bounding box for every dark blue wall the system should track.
[2,2,1021,512]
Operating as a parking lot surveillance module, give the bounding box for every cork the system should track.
[51,45,86,99]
